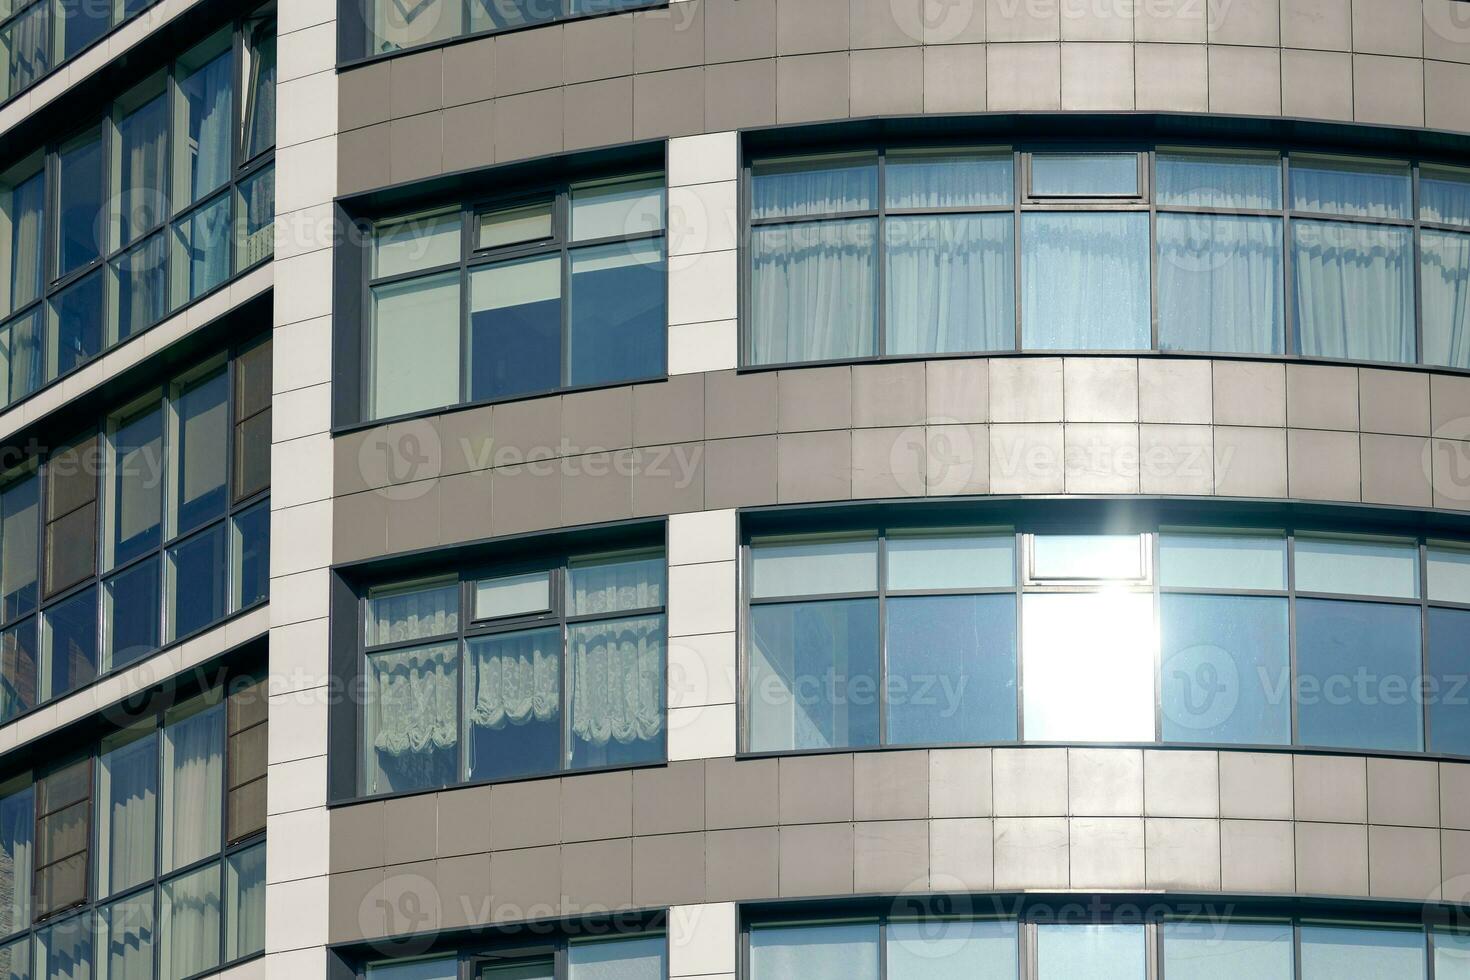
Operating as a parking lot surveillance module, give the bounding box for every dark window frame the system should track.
[358,927,669,980]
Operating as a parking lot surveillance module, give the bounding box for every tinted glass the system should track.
[1036,925,1146,980]
[105,556,158,669]
[365,580,459,646]
[1022,592,1155,741]
[173,191,231,304]
[0,782,33,934]
[1435,929,1470,979]
[38,914,91,980]
[570,175,663,241]
[45,502,96,599]
[174,369,228,532]
[1430,545,1470,603]
[1162,921,1293,979]
[160,864,220,980]
[469,255,561,402]
[1422,228,1470,369]
[1,310,42,406]
[100,892,154,980]
[231,502,269,610]
[96,728,157,897]
[3,164,45,314]
[1299,925,1424,979]
[241,21,275,162]
[50,269,103,377]
[55,0,108,60]
[115,233,168,339]
[0,4,47,102]
[175,44,232,205]
[57,129,103,275]
[751,154,877,219]
[568,240,665,387]
[1160,594,1290,745]
[1429,607,1470,756]
[235,164,274,271]
[168,523,227,640]
[750,535,878,598]
[374,211,460,277]
[1156,150,1282,209]
[566,552,663,616]
[371,271,460,419]
[0,474,38,621]
[111,404,162,567]
[224,843,265,960]
[1159,532,1287,590]
[886,594,1018,744]
[116,91,168,246]
[43,587,95,699]
[1022,212,1150,350]
[568,616,664,770]
[368,959,458,980]
[474,571,551,620]
[477,200,551,250]
[749,922,879,980]
[0,620,36,721]
[1031,153,1139,196]
[1296,599,1423,752]
[464,627,560,782]
[1295,535,1418,598]
[887,532,1015,590]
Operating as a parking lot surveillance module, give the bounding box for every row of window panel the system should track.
[361,550,667,795]
[745,529,1470,755]
[366,934,665,980]
[0,0,169,103]
[362,0,661,57]
[746,148,1470,367]
[366,174,666,420]
[749,918,1470,980]
[0,678,264,945]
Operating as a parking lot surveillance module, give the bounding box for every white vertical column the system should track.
[669,902,737,980]
[265,0,340,974]
[666,510,738,760]
[667,132,740,375]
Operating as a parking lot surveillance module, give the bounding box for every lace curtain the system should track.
[366,582,458,646]
[569,556,663,616]
[367,642,459,757]
[466,629,559,731]
[569,616,664,747]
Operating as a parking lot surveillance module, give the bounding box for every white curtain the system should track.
[751,156,876,219]
[0,787,31,936]
[1157,213,1284,354]
[104,894,155,980]
[884,152,1012,210]
[6,167,44,310]
[569,617,663,747]
[885,214,1014,355]
[1291,161,1411,219]
[1292,219,1414,363]
[162,866,220,980]
[5,4,46,98]
[1156,151,1282,210]
[184,53,232,203]
[162,702,222,872]
[366,582,458,646]
[466,629,559,731]
[366,642,459,756]
[1021,212,1150,350]
[119,95,167,244]
[568,555,663,616]
[185,196,231,301]
[98,734,157,897]
[750,219,876,364]
[1422,229,1470,369]
[226,845,264,959]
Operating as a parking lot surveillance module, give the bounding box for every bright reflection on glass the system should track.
[1036,924,1146,980]
[1031,534,1145,580]
[886,919,1018,980]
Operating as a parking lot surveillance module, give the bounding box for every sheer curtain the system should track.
[366,582,458,645]
[1291,160,1411,219]
[119,95,167,244]
[750,219,877,364]
[568,555,663,615]
[465,629,559,731]
[5,4,47,99]
[1156,151,1282,210]
[162,866,220,980]
[885,214,1014,355]
[1022,212,1150,350]
[1157,213,1284,354]
[1292,219,1415,363]
[568,616,663,749]
[365,642,458,792]
[104,893,155,980]
[98,733,157,897]
[751,156,876,219]
[226,845,265,959]
[1422,229,1470,369]
[162,702,222,872]
[0,786,32,935]
[184,53,232,203]
[7,168,44,311]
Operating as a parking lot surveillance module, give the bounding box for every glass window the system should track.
[886,149,1014,209]
[1035,924,1146,980]
[364,642,459,794]
[886,919,1018,979]
[371,271,460,419]
[480,959,553,980]
[748,598,880,752]
[1429,607,1470,756]
[886,594,1017,744]
[885,213,1015,355]
[42,588,96,700]
[95,726,156,899]
[566,552,664,616]
[365,580,459,646]
[224,843,264,961]
[1160,594,1290,745]
[173,369,227,533]
[367,958,459,980]
[887,531,1015,590]
[1031,153,1139,197]
[0,3,48,103]
[1021,212,1150,350]
[566,935,665,980]
[240,15,275,163]
[1,310,43,407]
[0,778,33,936]
[1157,213,1284,354]
[44,435,97,599]
[373,211,460,278]
[468,254,561,403]
[99,892,154,980]
[1296,598,1423,752]
[1424,165,1470,226]
[464,627,561,782]
[170,192,231,306]
[159,863,220,980]
[478,200,552,250]
[160,695,222,872]
[0,472,39,621]
[1,159,45,316]
[750,922,879,980]
[226,676,267,842]
[1022,591,1156,741]
[751,154,877,220]
[1156,150,1283,210]
[570,174,663,242]
[53,0,108,60]
[1031,533,1145,580]
[474,571,551,620]
[232,340,270,503]
[36,913,90,980]
[48,269,103,379]
[230,501,269,611]
[1159,531,1287,590]
[114,82,168,249]
[1299,924,1424,978]
[1422,227,1470,370]
[750,535,878,598]
[113,233,167,341]
[1,620,36,722]
[1295,535,1419,598]
[1429,544,1470,603]
[173,36,232,208]
[108,403,162,569]
[35,760,89,918]
[103,555,158,669]
[567,240,665,387]
[56,128,104,277]
[234,164,274,272]
[749,217,878,365]
[1435,929,1470,979]
[1293,219,1414,363]
[1292,156,1412,220]
[0,938,25,980]
[567,615,664,769]
[1161,921,1293,979]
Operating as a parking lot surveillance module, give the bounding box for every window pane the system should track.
[1,620,37,721]
[232,411,269,505]
[750,535,878,598]
[99,893,154,980]
[464,627,561,781]
[370,271,460,419]
[1032,153,1138,196]
[0,310,43,407]
[103,556,158,670]
[42,587,96,700]
[751,154,877,219]
[1291,156,1411,219]
[365,580,459,646]
[166,523,227,641]
[1,473,38,621]
[750,922,879,980]
[114,233,167,340]
[230,502,269,611]
[161,697,222,871]
[174,41,232,206]
[1295,535,1418,598]
[1299,925,1424,979]
[886,149,1014,209]
[480,961,553,980]
[54,0,108,60]
[109,404,162,568]
[1,162,45,315]
[750,218,877,365]
[1430,545,1470,603]
[1021,212,1150,350]
[886,919,1018,980]
[1161,921,1293,979]
[468,254,560,402]
[374,211,460,278]
[0,4,47,104]
[1429,607,1470,755]
[160,864,220,980]
[477,200,552,250]
[364,642,459,794]
[174,369,228,532]
[1293,219,1414,363]
[567,552,664,616]
[1420,229,1470,369]
[0,937,27,980]
[568,240,665,387]
[240,18,275,162]
[475,571,551,620]
[1435,929,1470,979]
[1156,150,1283,209]
[1036,925,1145,980]
[748,598,880,751]
[57,128,104,276]
[225,843,264,960]
[116,89,168,247]
[1022,592,1156,741]
[234,164,274,272]
[1158,531,1287,590]
[1157,213,1284,354]
[170,193,231,306]
[1296,598,1423,751]
[887,531,1015,590]
[886,594,1018,744]
[571,174,664,241]
[567,936,665,979]
[568,615,664,769]
[95,727,156,899]
[37,914,91,980]
[45,503,96,599]
[1422,165,1470,227]
[49,269,104,378]
[1160,594,1290,745]
[0,781,33,935]
[368,958,458,980]
[885,214,1015,355]
[1031,533,1144,580]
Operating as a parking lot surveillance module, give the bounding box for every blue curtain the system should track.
[885,214,1015,355]
[1422,229,1470,369]
[1022,212,1150,349]
[1157,212,1284,354]
[1292,219,1414,363]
